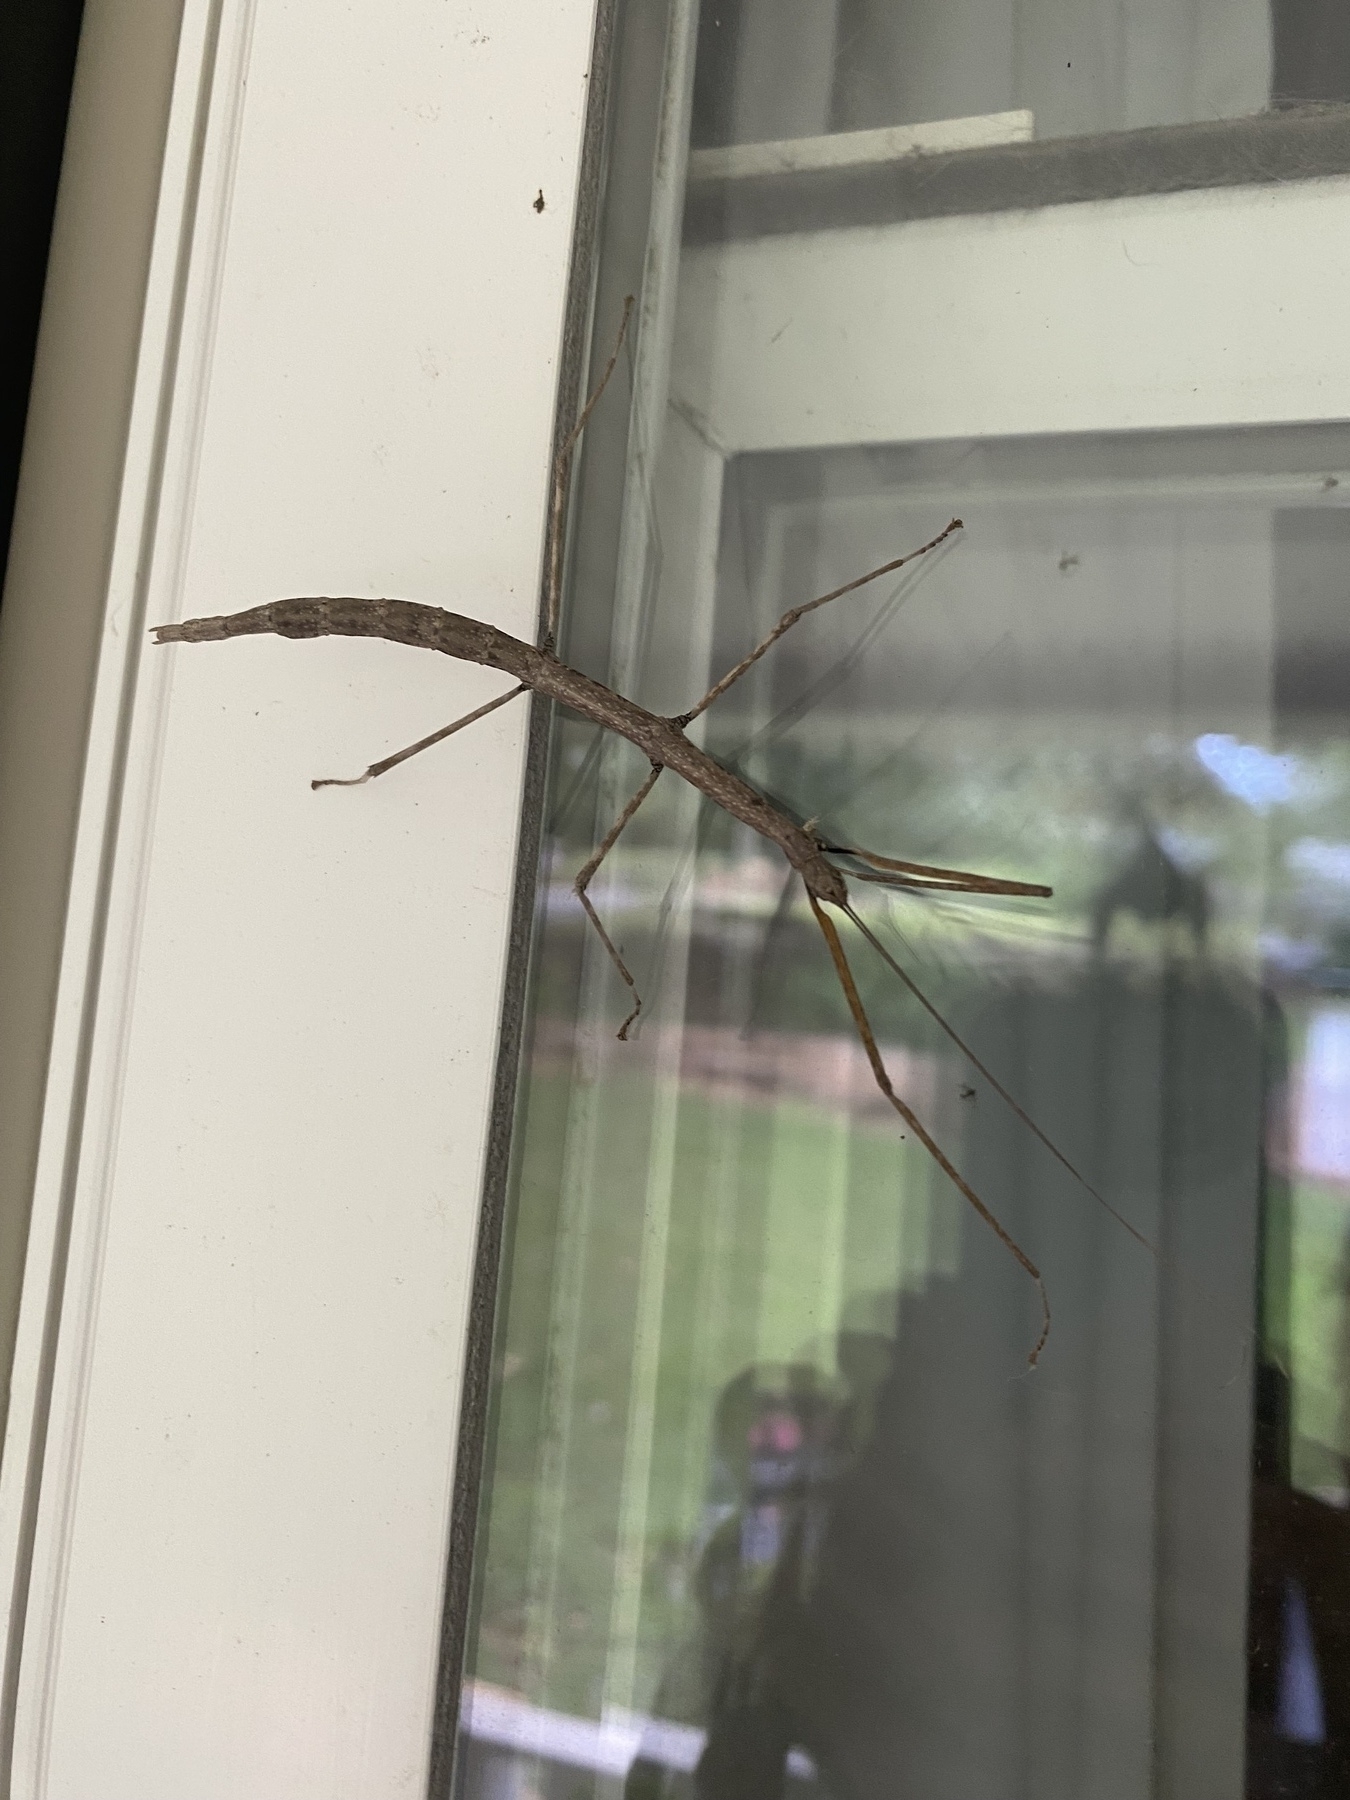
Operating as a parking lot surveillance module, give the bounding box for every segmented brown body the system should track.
[154,597,849,905]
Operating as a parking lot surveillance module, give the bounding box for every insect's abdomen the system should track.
[153,596,839,895]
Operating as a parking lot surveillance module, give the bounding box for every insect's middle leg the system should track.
[575,761,663,1040]
[673,518,962,728]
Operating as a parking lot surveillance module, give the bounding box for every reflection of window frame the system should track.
[687,106,1350,242]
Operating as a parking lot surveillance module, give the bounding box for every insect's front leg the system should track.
[541,297,634,652]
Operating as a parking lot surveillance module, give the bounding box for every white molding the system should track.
[0,0,232,1769]
[0,0,599,1792]
[5,4,260,1786]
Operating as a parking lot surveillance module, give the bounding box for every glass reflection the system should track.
[453,420,1350,1798]
[449,0,1350,1789]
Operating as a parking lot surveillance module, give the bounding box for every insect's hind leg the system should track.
[575,761,663,1040]
[807,889,1050,1367]
[311,682,528,790]
[841,899,1154,1257]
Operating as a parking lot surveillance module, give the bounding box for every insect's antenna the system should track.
[842,900,1155,1257]
[543,294,636,652]
[808,890,1050,1368]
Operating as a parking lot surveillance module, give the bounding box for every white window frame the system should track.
[0,0,604,1792]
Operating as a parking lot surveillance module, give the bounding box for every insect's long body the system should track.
[156,597,850,905]
[154,308,1150,1366]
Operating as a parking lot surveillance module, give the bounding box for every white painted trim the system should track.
[0,0,230,1754]
[5,5,260,1785]
[0,0,601,1791]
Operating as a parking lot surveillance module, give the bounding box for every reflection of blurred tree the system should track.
[1091,826,1209,952]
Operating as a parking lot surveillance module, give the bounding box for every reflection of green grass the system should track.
[469,1063,944,1718]
[1289,1177,1350,1476]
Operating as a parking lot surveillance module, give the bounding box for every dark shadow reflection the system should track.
[630,916,1310,1799]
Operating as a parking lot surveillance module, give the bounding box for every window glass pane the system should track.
[451,7,1350,1799]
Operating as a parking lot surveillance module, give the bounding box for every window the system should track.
[451,4,1350,1796]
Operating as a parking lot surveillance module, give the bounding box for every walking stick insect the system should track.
[153,298,1150,1366]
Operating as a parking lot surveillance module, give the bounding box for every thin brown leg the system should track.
[842,900,1155,1257]
[576,761,663,1040]
[808,891,1051,1368]
[311,683,528,789]
[543,295,636,650]
[831,845,1053,899]
[674,518,963,728]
